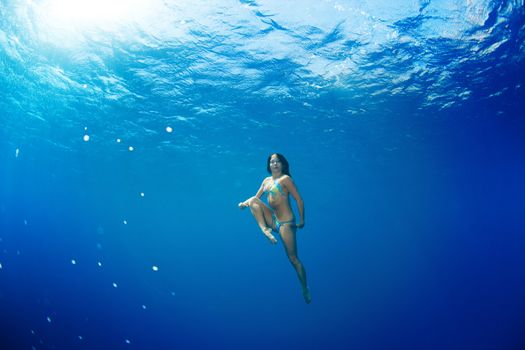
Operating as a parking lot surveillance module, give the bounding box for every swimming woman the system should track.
[238,153,311,304]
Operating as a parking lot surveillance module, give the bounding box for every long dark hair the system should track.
[267,153,291,177]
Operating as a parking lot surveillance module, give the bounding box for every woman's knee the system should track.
[288,254,301,266]
[247,196,261,208]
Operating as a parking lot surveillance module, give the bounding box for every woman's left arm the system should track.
[283,176,305,228]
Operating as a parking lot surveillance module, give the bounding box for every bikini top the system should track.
[264,178,285,198]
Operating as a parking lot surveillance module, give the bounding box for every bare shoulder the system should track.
[280,175,294,187]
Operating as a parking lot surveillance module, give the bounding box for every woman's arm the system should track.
[283,176,305,228]
[239,178,267,208]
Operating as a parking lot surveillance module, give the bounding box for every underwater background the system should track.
[1,0,525,349]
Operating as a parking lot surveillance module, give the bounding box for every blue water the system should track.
[1,0,525,349]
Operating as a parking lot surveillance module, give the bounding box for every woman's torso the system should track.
[263,176,294,221]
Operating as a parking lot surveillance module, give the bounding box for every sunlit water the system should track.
[1,1,525,349]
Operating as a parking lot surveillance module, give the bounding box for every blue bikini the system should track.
[264,178,296,233]
[272,215,296,233]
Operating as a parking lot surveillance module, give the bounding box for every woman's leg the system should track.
[247,197,277,244]
[279,224,311,303]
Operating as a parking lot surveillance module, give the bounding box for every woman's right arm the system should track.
[239,178,266,208]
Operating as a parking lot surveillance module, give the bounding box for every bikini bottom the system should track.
[272,214,295,233]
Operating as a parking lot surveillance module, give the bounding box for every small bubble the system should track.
[0,262,3,269]
[152,265,159,272]
[128,146,134,152]
[82,84,88,88]
[30,329,35,335]
[123,220,128,225]
[78,335,83,340]
[83,135,90,142]
[15,148,20,158]
[140,192,145,197]
[71,259,77,265]
[97,262,102,267]
[24,219,28,225]
[125,339,131,344]
[116,138,121,143]
[166,126,173,133]
[142,304,147,310]
[84,127,88,131]
[113,282,118,288]
[47,316,52,323]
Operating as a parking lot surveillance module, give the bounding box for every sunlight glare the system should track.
[42,0,149,26]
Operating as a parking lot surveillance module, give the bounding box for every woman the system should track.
[239,153,311,304]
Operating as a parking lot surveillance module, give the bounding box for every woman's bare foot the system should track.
[262,227,278,244]
[302,287,312,304]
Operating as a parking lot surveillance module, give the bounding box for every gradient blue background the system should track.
[1,1,525,349]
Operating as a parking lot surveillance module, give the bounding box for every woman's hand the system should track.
[238,201,248,209]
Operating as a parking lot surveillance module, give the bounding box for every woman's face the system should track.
[269,154,282,173]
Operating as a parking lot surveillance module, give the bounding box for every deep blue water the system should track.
[1,0,525,349]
